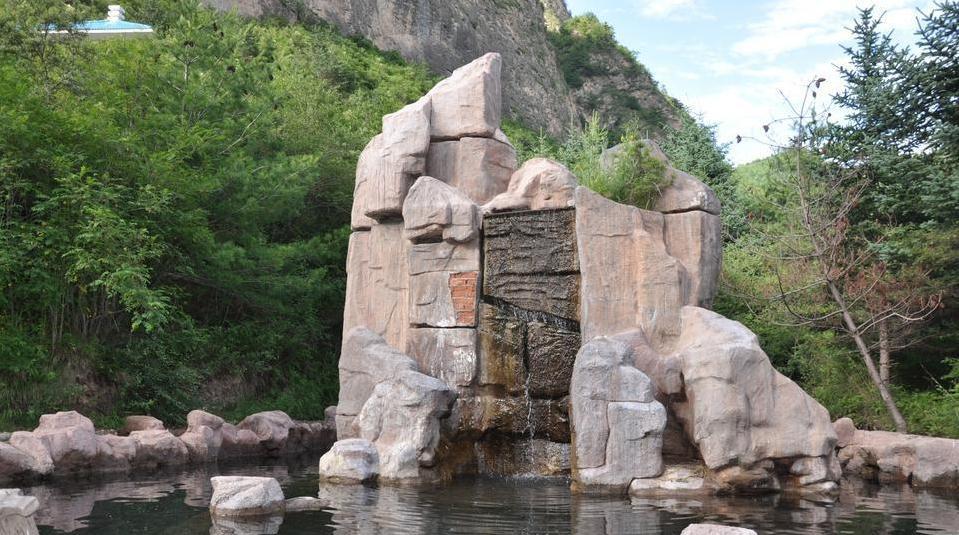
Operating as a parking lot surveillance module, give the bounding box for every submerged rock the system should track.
[319,439,380,484]
[209,476,285,517]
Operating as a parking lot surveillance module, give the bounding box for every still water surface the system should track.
[22,455,959,534]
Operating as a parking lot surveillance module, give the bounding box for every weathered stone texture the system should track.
[410,271,477,328]
[835,418,959,488]
[336,328,418,439]
[426,137,517,205]
[402,176,479,244]
[485,158,578,213]
[476,304,527,395]
[426,53,501,139]
[484,208,578,277]
[209,476,285,517]
[575,187,687,346]
[526,322,579,398]
[570,337,666,492]
[663,211,721,308]
[341,223,410,351]
[406,328,477,389]
[409,241,479,276]
[669,307,837,473]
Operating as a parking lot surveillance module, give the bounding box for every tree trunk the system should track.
[879,320,891,386]
[827,281,908,433]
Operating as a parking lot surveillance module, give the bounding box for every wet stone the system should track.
[526,322,579,398]
[476,304,527,395]
[483,209,578,277]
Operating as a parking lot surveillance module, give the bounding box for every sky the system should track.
[564,0,935,165]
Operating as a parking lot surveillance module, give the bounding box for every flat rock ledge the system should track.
[0,409,335,485]
[834,417,959,488]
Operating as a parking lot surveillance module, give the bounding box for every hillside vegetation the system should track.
[0,0,438,428]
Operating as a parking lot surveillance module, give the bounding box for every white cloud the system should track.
[732,0,928,60]
[632,0,710,20]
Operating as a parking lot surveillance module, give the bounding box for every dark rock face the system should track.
[526,322,578,398]
[202,0,578,137]
[482,209,580,321]
[465,208,580,475]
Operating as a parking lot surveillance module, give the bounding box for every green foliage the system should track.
[0,0,434,428]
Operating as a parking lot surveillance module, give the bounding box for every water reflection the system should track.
[20,458,959,535]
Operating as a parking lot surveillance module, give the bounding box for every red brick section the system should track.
[449,271,478,326]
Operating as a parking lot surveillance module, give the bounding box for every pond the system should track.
[22,455,959,534]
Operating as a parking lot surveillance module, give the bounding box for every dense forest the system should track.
[0,0,955,437]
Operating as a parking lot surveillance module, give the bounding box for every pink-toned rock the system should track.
[221,423,261,457]
[353,97,432,222]
[669,307,837,474]
[336,328,418,439]
[575,187,687,346]
[6,433,52,478]
[354,369,456,482]
[836,422,959,488]
[427,53,502,140]
[129,430,188,470]
[31,411,98,472]
[833,417,857,448]
[95,435,137,473]
[341,222,411,355]
[485,158,578,213]
[403,176,480,244]
[180,410,225,463]
[209,476,285,517]
[426,137,517,205]
[663,210,721,308]
[120,415,164,435]
[0,441,49,481]
[570,337,666,492]
[238,411,295,455]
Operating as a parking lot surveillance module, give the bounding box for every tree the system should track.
[760,79,940,432]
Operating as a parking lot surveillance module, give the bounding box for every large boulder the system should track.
[425,136,517,205]
[0,442,50,482]
[238,411,294,456]
[403,176,480,244]
[680,525,756,535]
[354,370,457,482]
[668,307,838,491]
[180,410,225,463]
[426,53,501,140]
[129,430,189,470]
[352,97,432,222]
[120,415,164,435]
[319,438,380,484]
[29,411,98,473]
[220,423,261,458]
[209,476,285,517]
[570,337,667,492]
[336,328,418,439]
[835,418,959,488]
[484,158,578,213]
[94,435,137,473]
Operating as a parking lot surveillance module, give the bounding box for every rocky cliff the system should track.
[203,0,578,137]
[202,0,682,138]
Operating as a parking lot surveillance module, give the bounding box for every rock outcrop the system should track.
[570,338,666,492]
[834,417,959,488]
[0,409,334,485]
[202,0,578,137]
[328,52,852,495]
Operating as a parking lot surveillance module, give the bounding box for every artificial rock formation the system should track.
[0,489,39,535]
[334,52,843,495]
[570,338,666,492]
[0,410,334,485]
[834,417,959,488]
